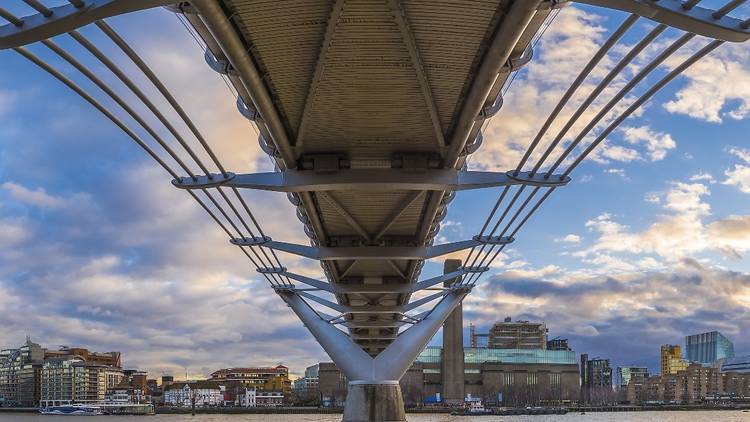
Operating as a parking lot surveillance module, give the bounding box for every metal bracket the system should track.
[473,234,514,245]
[171,172,235,189]
[463,266,490,273]
[256,266,287,274]
[204,49,236,75]
[230,236,272,247]
[501,44,534,73]
[237,97,260,121]
[506,170,571,187]
[577,0,750,42]
[0,0,175,50]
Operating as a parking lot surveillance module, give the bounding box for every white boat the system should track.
[39,403,103,416]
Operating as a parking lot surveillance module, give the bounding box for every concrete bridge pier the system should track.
[342,381,406,422]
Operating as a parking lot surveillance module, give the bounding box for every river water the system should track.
[0,411,748,421]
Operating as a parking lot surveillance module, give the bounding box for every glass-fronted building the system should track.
[721,356,750,374]
[685,331,734,364]
[616,366,649,388]
[416,346,576,365]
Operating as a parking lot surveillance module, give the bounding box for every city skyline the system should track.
[1,1,750,382]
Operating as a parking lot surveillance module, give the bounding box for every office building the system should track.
[721,355,750,374]
[617,366,649,388]
[0,338,45,406]
[661,344,688,375]
[685,331,735,364]
[293,364,320,401]
[580,355,612,388]
[488,317,548,349]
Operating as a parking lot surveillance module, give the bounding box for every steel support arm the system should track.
[372,288,471,381]
[252,239,479,261]
[0,0,173,50]
[577,0,750,42]
[172,169,570,192]
[277,291,373,381]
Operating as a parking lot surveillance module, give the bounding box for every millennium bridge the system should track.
[2,0,749,420]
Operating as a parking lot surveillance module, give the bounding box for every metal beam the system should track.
[318,192,371,241]
[248,238,480,261]
[577,0,750,42]
[295,0,345,153]
[373,191,424,241]
[444,0,542,167]
[173,169,571,192]
[0,0,172,50]
[191,0,297,168]
[388,0,446,150]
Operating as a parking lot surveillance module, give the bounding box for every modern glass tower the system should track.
[685,331,735,364]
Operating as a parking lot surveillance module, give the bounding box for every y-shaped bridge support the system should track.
[278,283,470,421]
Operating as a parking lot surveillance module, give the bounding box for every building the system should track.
[0,338,45,406]
[580,355,613,404]
[547,338,571,351]
[660,344,688,375]
[617,366,649,389]
[488,317,548,349]
[44,347,121,368]
[235,388,284,407]
[722,356,750,374]
[319,348,580,408]
[163,381,223,408]
[40,358,124,406]
[293,364,320,403]
[209,366,290,394]
[685,331,735,364]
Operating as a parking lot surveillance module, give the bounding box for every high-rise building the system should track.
[581,356,612,388]
[661,344,688,375]
[617,366,649,389]
[685,331,734,364]
[0,338,45,406]
[44,347,121,368]
[488,317,548,349]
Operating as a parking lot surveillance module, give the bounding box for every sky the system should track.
[1,2,749,379]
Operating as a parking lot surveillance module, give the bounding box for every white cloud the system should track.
[604,168,628,180]
[621,125,676,161]
[555,234,582,244]
[724,147,750,194]
[663,43,750,123]
[2,182,65,208]
[689,172,715,183]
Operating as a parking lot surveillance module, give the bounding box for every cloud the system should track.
[604,168,628,180]
[465,260,750,372]
[555,234,582,244]
[621,126,676,161]
[663,42,750,123]
[689,172,715,183]
[2,182,66,208]
[577,180,750,264]
[724,147,750,194]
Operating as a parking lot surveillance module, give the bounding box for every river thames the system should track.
[1,411,749,421]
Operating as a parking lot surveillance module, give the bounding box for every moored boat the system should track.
[39,403,103,415]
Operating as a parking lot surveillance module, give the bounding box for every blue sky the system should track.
[1,2,749,378]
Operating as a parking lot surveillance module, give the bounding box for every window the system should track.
[503,373,514,386]
[424,368,441,374]
[550,372,561,386]
[527,373,538,386]
[464,369,480,374]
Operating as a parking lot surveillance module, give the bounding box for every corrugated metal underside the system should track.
[221,0,545,353]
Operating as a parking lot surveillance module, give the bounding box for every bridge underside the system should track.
[185,0,554,354]
[3,0,750,419]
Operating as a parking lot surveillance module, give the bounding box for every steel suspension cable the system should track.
[13,47,179,180]
[515,14,640,173]
[41,39,199,181]
[93,20,288,281]
[532,23,668,176]
[562,39,724,178]
[546,32,694,176]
